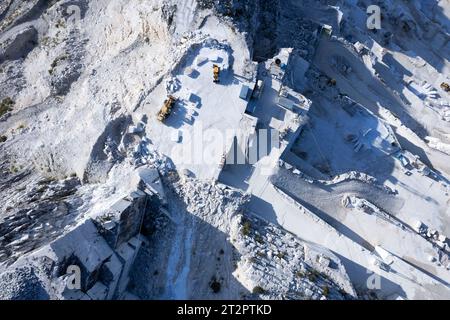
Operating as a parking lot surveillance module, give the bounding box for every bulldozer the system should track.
[213,64,220,83]
[441,82,449,92]
[157,95,177,122]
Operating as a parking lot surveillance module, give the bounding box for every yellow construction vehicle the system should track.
[157,95,177,122]
[213,64,220,83]
[441,82,449,92]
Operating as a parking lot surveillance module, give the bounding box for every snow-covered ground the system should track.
[137,36,253,180]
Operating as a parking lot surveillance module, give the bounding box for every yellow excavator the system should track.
[157,95,177,122]
[213,64,220,83]
[441,82,449,93]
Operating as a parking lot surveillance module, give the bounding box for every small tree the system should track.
[323,285,330,297]
[0,97,14,117]
[241,220,251,236]
[252,286,266,295]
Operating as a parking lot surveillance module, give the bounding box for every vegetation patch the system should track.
[0,97,14,117]
[322,285,330,297]
[49,54,69,74]
[255,234,264,244]
[252,286,266,295]
[307,269,320,282]
[241,220,251,236]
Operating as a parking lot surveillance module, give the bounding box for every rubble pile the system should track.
[231,214,355,300]
[158,177,355,300]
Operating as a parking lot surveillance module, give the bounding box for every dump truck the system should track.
[441,82,449,92]
[157,95,177,122]
[213,64,220,83]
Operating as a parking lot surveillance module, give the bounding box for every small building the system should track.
[239,85,251,100]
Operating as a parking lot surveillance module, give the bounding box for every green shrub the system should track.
[307,270,320,282]
[322,285,330,297]
[55,19,66,28]
[49,54,68,74]
[252,286,266,295]
[0,97,14,117]
[256,251,265,258]
[255,234,264,244]
[241,220,251,236]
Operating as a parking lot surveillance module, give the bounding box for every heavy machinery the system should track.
[441,82,449,92]
[157,95,177,122]
[213,64,220,83]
